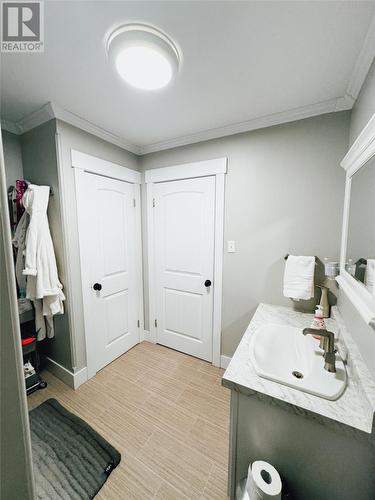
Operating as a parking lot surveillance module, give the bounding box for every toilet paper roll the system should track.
[246,461,282,500]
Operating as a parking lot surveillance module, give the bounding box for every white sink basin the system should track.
[249,324,347,400]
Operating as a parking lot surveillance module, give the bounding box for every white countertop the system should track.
[222,303,375,434]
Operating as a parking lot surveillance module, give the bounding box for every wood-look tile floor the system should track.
[28,342,230,499]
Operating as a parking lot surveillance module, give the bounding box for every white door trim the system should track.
[72,150,143,380]
[55,132,80,370]
[213,172,225,366]
[145,157,227,183]
[74,168,95,379]
[145,158,227,367]
[71,149,141,184]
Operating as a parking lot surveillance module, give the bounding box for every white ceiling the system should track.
[1,1,375,154]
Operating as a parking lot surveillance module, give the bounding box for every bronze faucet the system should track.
[302,328,336,373]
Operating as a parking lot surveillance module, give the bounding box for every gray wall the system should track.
[349,57,375,146]
[140,112,350,357]
[2,129,23,187]
[21,120,74,370]
[339,56,375,381]
[0,132,35,500]
[55,120,140,371]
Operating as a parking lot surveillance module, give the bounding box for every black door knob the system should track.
[93,283,102,291]
[204,280,212,287]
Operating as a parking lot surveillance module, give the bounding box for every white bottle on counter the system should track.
[310,305,326,332]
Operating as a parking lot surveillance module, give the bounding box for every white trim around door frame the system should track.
[145,157,227,367]
[72,149,144,380]
[71,149,141,183]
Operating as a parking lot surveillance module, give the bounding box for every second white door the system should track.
[153,176,216,361]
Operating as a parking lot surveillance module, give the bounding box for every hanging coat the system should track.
[22,185,65,340]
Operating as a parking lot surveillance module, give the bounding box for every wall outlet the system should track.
[227,240,236,253]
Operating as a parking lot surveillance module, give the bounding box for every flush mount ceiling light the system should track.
[106,24,181,91]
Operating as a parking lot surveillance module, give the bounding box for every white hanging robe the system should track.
[22,185,65,340]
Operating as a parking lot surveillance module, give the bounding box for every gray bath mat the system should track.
[29,398,121,500]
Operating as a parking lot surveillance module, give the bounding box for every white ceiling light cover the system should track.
[106,24,181,90]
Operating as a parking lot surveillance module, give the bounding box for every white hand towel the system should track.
[283,255,315,300]
[365,259,375,295]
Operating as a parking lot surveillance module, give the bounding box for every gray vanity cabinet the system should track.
[227,389,375,500]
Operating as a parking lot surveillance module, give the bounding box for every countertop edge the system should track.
[222,303,375,435]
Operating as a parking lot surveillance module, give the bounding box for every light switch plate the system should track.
[228,240,236,253]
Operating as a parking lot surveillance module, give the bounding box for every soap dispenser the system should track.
[310,305,326,331]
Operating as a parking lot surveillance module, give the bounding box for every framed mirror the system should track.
[337,114,375,328]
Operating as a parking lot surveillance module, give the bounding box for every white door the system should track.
[153,176,216,361]
[76,170,140,376]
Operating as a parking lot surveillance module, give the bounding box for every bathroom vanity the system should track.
[222,303,375,500]
[222,109,375,500]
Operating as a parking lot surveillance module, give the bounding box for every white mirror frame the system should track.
[337,113,375,329]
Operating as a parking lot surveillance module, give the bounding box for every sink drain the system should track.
[292,370,304,379]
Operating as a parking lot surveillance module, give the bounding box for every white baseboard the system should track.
[45,357,87,389]
[220,355,232,369]
[73,366,88,389]
[142,330,156,343]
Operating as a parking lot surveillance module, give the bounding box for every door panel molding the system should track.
[146,158,226,366]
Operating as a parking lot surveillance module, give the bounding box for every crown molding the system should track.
[335,94,355,112]
[0,118,21,134]
[346,12,375,100]
[2,96,354,156]
[138,12,374,155]
[0,102,140,155]
[49,103,141,155]
[1,102,59,135]
[139,96,352,155]
[18,102,55,132]
[1,13,374,157]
